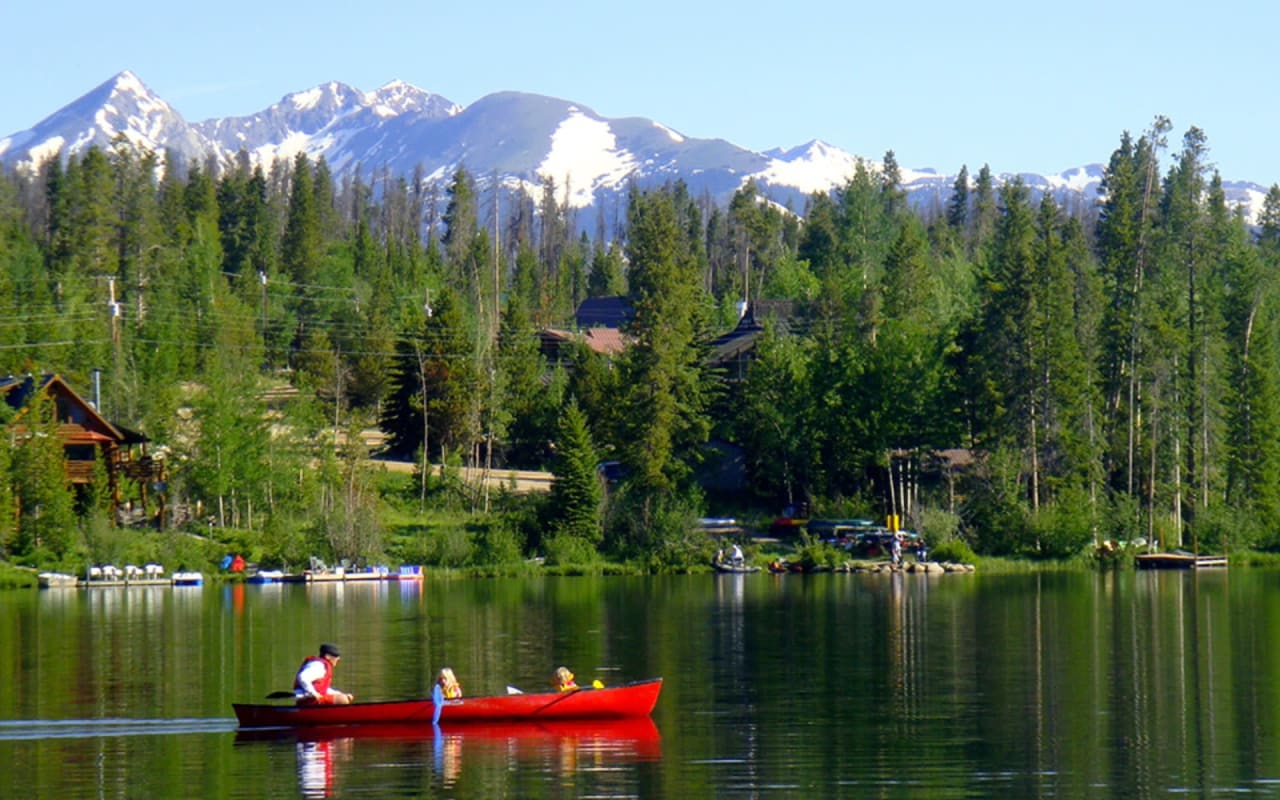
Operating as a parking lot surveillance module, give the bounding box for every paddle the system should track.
[532,686,581,715]
[266,691,297,700]
[431,683,444,725]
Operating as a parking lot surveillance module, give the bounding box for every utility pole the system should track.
[259,270,268,365]
[481,186,500,512]
[107,276,121,419]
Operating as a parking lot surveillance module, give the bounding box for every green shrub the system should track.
[917,507,961,547]
[930,538,977,564]
[1190,504,1255,553]
[429,525,473,567]
[542,533,600,567]
[469,518,524,566]
[794,532,841,569]
[1027,489,1096,559]
[0,562,36,588]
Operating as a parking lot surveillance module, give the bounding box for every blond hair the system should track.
[551,666,577,690]
[437,667,461,698]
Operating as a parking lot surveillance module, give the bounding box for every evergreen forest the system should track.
[3,117,1280,574]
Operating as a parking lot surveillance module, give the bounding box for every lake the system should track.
[1,568,1279,798]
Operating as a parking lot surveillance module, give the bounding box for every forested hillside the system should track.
[2,117,1279,570]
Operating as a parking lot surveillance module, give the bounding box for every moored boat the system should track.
[712,561,760,573]
[37,572,79,588]
[233,677,662,728]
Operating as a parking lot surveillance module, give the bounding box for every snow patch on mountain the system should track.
[539,110,638,208]
[755,140,860,195]
[1046,164,1103,194]
[654,122,685,144]
[25,136,65,166]
[289,87,326,112]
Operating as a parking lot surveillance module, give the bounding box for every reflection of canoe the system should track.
[236,716,661,750]
[712,562,760,573]
[233,678,662,728]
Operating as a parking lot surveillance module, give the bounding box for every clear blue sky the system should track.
[5,0,1278,187]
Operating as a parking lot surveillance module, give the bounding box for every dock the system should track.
[1135,552,1228,570]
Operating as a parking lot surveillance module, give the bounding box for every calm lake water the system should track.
[2,568,1280,798]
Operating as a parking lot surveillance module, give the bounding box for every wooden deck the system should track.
[1135,552,1228,570]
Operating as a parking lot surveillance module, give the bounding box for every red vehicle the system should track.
[233,678,662,728]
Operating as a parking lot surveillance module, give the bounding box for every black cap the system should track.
[319,643,341,658]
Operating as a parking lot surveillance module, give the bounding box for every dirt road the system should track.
[369,460,553,494]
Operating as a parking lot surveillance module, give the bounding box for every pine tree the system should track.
[1158,127,1216,522]
[497,292,559,467]
[11,394,77,558]
[546,397,603,548]
[586,242,626,298]
[442,167,477,277]
[880,150,908,218]
[381,287,477,464]
[970,164,997,254]
[282,153,322,322]
[1221,212,1280,537]
[946,165,970,232]
[619,187,711,494]
[736,324,814,506]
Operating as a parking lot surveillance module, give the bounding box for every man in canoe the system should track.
[294,643,353,705]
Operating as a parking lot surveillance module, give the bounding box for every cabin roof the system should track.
[0,373,134,443]
[707,300,799,364]
[575,296,633,329]
[541,327,630,356]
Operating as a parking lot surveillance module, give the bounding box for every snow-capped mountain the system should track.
[0,71,207,170]
[0,71,1269,224]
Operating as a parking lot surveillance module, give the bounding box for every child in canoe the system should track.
[436,667,462,699]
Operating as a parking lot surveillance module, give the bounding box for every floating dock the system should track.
[1135,552,1228,569]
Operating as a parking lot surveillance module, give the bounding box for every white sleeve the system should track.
[296,661,326,696]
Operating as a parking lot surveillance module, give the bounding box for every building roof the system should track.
[0,373,133,443]
[707,300,799,365]
[541,327,630,356]
[575,296,633,329]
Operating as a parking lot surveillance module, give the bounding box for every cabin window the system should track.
[64,445,96,462]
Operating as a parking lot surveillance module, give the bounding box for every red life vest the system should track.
[295,655,333,696]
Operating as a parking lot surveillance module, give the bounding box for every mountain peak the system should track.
[367,80,459,118]
[280,81,365,115]
[1,73,1269,226]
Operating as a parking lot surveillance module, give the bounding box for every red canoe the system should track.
[233,677,662,728]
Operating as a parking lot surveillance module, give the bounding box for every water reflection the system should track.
[296,737,350,797]
[237,717,661,795]
[14,570,1280,797]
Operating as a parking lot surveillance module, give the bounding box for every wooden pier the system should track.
[1135,552,1227,570]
